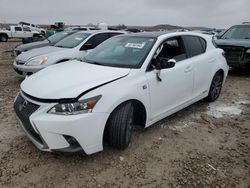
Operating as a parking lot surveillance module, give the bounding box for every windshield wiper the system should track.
[46,38,51,43]
[55,45,67,48]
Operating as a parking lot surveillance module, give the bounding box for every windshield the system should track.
[221,26,250,39]
[46,32,70,43]
[83,36,156,68]
[54,32,91,48]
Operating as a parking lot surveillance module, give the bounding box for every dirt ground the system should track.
[0,41,249,188]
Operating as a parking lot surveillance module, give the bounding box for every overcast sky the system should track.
[0,0,249,28]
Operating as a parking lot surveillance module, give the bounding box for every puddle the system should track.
[206,100,249,118]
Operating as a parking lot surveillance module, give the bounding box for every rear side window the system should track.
[23,27,31,32]
[183,36,205,57]
[199,38,207,51]
[15,27,22,31]
[86,33,109,48]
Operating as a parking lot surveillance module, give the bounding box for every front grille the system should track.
[218,46,245,64]
[16,59,25,65]
[14,93,42,144]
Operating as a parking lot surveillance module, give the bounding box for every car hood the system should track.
[15,40,50,52]
[215,39,250,48]
[21,60,131,100]
[16,46,67,62]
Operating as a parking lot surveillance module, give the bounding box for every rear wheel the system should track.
[205,72,223,102]
[0,34,8,42]
[107,102,134,149]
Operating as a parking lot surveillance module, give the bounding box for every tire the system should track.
[205,72,223,102]
[0,34,8,42]
[107,102,134,149]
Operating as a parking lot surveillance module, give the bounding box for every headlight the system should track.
[25,57,48,66]
[246,49,250,53]
[48,95,101,115]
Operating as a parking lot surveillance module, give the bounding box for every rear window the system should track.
[183,36,206,57]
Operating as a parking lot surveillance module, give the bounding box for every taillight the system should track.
[212,36,217,48]
[222,51,226,57]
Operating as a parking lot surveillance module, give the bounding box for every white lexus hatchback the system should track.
[14,32,229,154]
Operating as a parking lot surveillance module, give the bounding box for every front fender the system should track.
[82,72,151,124]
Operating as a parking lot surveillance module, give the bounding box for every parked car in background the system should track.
[45,24,64,38]
[215,23,250,69]
[14,32,228,154]
[19,21,46,35]
[14,31,77,56]
[0,25,41,42]
[65,26,101,31]
[13,30,125,75]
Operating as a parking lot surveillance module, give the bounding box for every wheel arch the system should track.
[102,99,147,143]
[214,68,225,83]
[0,33,9,40]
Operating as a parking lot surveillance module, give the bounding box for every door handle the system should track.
[184,66,192,72]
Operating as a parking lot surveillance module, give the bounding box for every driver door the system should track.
[145,36,194,121]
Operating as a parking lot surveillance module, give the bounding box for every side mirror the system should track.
[154,58,176,70]
[80,43,93,51]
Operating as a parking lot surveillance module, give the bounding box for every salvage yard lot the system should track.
[0,41,249,187]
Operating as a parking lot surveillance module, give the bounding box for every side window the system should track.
[23,27,31,32]
[183,36,205,57]
[154,37,187,62]
[86,33,109,48]
[15,27,22,31]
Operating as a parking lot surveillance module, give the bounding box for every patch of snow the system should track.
[206,102,245,118]
[168,122,193,132]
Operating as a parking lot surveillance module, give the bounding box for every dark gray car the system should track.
[14,31,77,56]
[215,23,250,69]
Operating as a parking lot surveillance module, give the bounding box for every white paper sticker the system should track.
[125,42,145,49]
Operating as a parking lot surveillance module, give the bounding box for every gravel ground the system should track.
[0,41,249,188]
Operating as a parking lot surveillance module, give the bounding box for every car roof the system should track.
[118,31,209,40]
[231,24,250,27]
[74,30,126,35]
[125,31,173,38]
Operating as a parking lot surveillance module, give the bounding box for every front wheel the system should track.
[107,102,134,149]
[0,34,8,42]
[205,72,223,102]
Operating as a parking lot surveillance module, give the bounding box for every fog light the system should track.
[63,135,80,147]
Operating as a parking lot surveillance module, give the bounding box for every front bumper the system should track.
[14,92,109,155]
[217,45,250,68]
[13,60,45,75]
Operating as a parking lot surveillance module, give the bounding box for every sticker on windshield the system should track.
[125,42,145,49]
[75,37,83,41]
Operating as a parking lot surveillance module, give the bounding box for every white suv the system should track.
[14,32,229,154]
[13,30,125,75]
